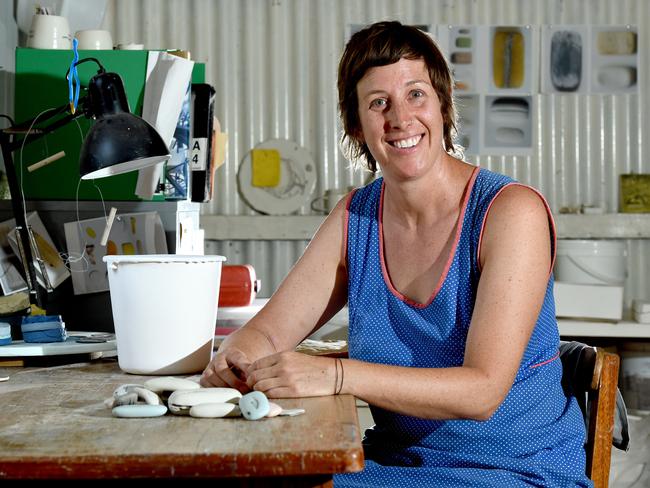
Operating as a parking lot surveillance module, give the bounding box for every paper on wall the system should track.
[0,211,70,291]
[136,51,195,199]
[64,211,167,295]
[0,244,28,295]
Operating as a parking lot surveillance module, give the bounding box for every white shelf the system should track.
[555,213,650,239]
[201,215,323,240]
[558,319,650,338]
[201,213,650,241]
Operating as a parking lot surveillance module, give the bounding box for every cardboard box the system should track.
[620,174,650,213]
[554,281,624,320]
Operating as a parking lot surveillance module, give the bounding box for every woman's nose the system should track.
[386,101,412,129]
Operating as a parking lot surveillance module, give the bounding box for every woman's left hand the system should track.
[245,352,337,398]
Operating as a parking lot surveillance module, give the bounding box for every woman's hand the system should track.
[245,352,337,398]
[200,348,253,392]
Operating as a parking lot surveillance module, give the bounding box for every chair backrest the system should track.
[559,341,621,488]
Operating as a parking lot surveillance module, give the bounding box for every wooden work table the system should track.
[0,359,364,485]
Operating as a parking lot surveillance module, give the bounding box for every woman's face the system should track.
[356,58,445,181]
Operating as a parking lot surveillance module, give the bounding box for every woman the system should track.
[202,21,591,487]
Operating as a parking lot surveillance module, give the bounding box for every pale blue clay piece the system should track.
[112,404,167,418]
[239,391,270,420]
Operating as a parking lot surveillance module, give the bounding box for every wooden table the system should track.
[0,359,364,485]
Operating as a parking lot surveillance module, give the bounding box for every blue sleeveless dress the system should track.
[334,167,592,487]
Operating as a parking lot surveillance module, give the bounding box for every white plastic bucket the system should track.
[104,254,226,375]
[555,239,627,285]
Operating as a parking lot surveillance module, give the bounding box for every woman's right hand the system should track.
[200,347,253,392]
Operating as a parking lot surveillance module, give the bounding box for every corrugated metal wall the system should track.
[89,0,650,304]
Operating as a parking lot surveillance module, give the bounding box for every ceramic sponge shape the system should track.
[493,29,525,89]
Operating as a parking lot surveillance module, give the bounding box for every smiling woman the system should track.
[200,20,593,488]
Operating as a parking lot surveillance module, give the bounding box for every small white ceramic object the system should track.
[132,386,161,405]
[143,376,201,393]
[189,402,241,418]
[277,408,305,417]
[110,392,138,407]
[113,383,145,398]
[237,139,317,215]
[168,387,242,415]
[112,404,167,418]
[266,402,283,418]
[27,14,72,49]
[75,29,113,50]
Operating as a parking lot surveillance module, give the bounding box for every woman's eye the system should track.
[370,98,387,109]
[410,89,424,99]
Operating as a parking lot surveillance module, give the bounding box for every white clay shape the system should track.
[266,402,283,417]
[189,402,242,418]
[133,386,162,405]
[143,376,201,393]
[278,408,306,417]
[113,383,145,398]
[168,388,242,415]
[113,392,139,407]
[112,404,168,418]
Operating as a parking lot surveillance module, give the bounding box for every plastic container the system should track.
[620,343,650,411]
[219,265,261,307]
[104,254,226,375]
[555,239,627,285]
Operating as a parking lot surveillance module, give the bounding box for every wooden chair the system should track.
[559,341,622,488]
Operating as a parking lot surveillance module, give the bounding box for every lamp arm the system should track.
[0,104,85,309]
[0,131,43,308]
[3,102,85,152]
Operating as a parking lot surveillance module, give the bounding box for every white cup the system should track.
[27,14,72,49]
[75,29,113,50]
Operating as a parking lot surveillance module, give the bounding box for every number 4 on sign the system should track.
[191,138,207,171]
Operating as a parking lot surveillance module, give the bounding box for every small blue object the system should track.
[239,391,270,420]
[21,315,66,343]
[0,322,11,346]
[68,38,80,114]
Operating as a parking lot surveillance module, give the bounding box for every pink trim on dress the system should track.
[529,352,560,369]
[343,189,357,272]
[379,166,481,308]
[476,183,557,278]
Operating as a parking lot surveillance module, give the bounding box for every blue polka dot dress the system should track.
[334,167,592,487]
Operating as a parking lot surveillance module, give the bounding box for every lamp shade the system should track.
[79,72,170,180]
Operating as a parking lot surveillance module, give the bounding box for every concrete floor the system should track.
[610,409,650,487]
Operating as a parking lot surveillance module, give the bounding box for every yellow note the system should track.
[251,149,281,187]
[122,242,135,255]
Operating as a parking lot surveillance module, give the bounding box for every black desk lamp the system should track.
[0,59,170,308]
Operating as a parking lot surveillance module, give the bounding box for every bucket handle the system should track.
[563,255,626,285]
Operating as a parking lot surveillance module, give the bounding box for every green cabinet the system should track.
[14,48,204,201]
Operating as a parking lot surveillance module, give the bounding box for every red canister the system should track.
[218,265,260,307]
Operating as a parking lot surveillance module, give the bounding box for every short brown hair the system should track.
[337,21,458,172]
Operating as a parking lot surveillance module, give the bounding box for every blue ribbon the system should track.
[68,38,80,114]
